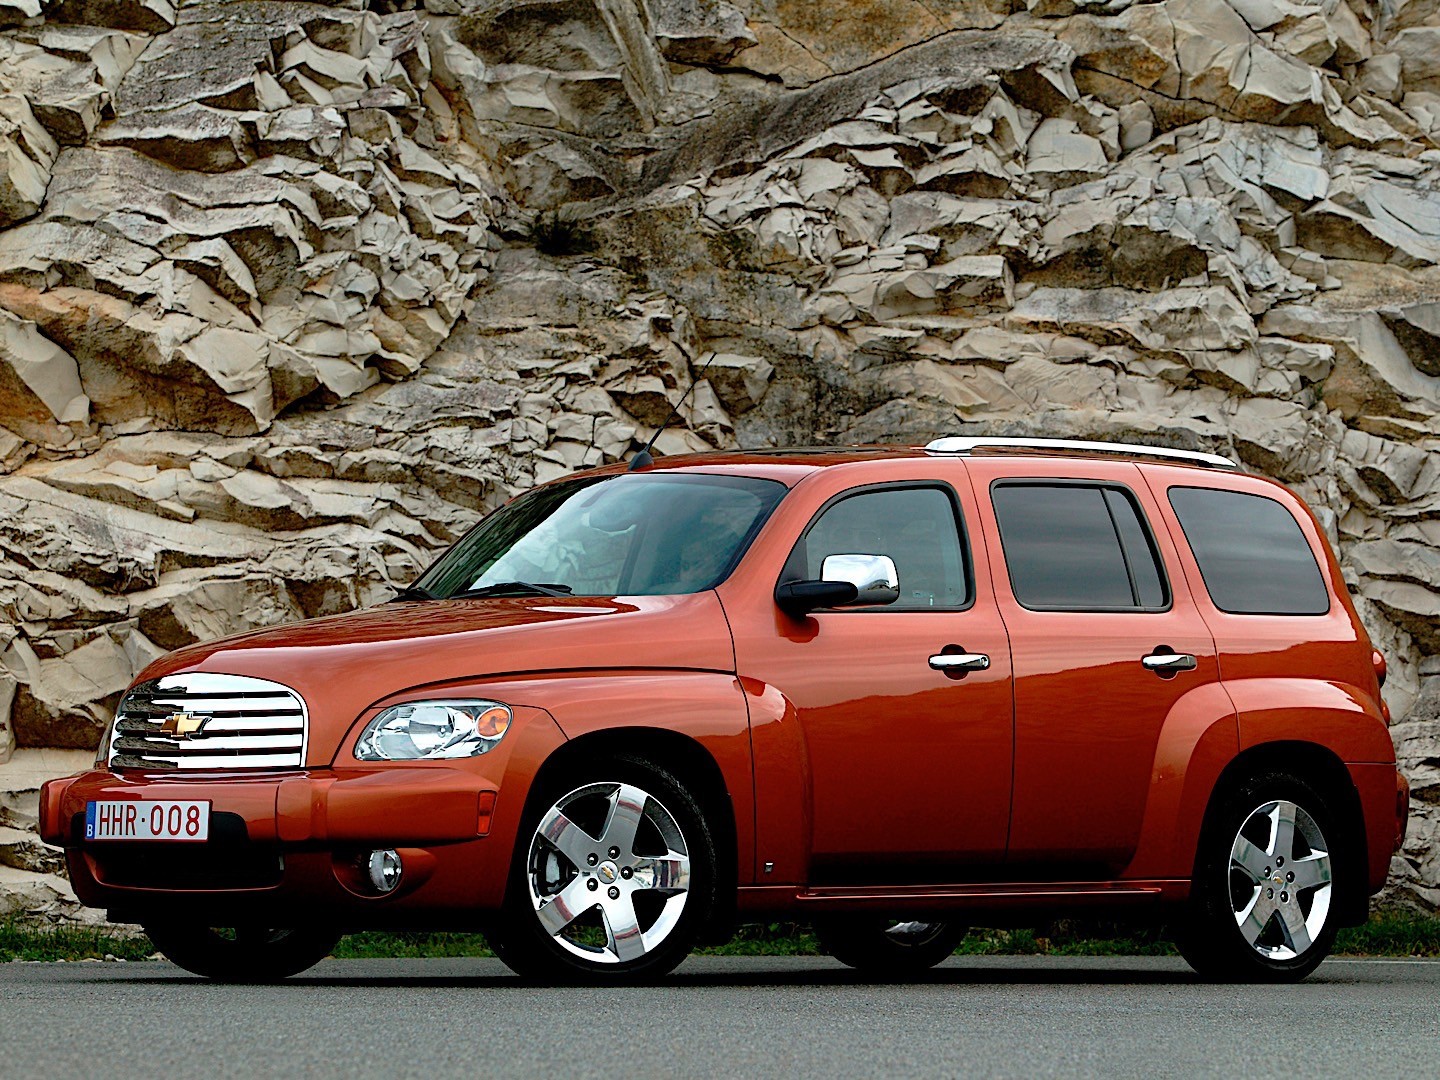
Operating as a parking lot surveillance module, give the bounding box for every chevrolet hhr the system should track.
[40,438,1408,982]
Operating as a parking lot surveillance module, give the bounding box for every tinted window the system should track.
[1168,487,1329,615]
[797,487,970,610]
[416,473,787,598]
[991,483,1169,611]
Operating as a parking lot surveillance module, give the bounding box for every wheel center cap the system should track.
[1273,875,1284,887]
[598,861,619,884]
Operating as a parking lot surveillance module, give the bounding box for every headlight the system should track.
[354,700,511,761]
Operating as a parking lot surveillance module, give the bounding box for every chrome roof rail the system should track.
[923,436,1238,469]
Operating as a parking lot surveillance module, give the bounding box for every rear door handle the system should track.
[1142,652,1197,673]
[929,653,990,672]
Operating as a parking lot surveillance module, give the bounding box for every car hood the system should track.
[134,593,736,765]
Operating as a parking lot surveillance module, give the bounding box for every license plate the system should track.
[85,800,210,842]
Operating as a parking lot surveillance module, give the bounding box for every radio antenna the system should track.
[627,352,718,471]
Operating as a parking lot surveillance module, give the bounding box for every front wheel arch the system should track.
[1196,742,1368,926]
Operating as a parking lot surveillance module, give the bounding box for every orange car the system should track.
[39,439,1406,982]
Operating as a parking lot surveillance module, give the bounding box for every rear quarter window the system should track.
[1168,487,1330,616]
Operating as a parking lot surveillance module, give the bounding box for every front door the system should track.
[730,471,1014,884]
[965,459,1221,878]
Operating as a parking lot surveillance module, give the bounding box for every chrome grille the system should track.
[109,672,308,771]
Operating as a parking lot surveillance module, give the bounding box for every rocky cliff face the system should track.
[2,0,1440,917]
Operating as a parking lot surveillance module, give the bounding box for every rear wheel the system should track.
[815,917,966,975]
[1179,771,1341,982]
[487,755,717,983]
[144,925,340,982]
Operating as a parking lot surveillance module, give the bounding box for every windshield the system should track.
[414,473,788,599]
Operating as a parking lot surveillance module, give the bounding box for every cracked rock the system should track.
[654,0,755,66]
[3,0,1440,918]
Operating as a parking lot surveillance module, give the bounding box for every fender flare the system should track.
[496,669,755,894]
[1125,681,1240,881]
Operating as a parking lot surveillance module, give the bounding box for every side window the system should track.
[795,486,971,610]
[1104,488,1166,608]
[991,482,1169,611]
[1168,487,1329,615]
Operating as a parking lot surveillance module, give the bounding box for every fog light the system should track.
[367,848,403,894]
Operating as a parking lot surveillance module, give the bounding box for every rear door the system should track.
[966,459,1221,878]
[1153,478,1375,701]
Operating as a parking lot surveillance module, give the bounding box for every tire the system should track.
[144,925,340,982]
[1178,770,1344,982]
[487,754,717,983]
[815,917,966,976]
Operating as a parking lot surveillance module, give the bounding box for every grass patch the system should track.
[0,921,155,963]
[4,911,1440,963]
[334,932,492,959]
[958,926,1179,957]
[698,922,820,956]
[1336,910,1440,957]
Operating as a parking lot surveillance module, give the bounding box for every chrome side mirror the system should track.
[821,553,900,608]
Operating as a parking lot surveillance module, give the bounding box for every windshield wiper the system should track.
[448,582,574,599]
[388,584,435,603]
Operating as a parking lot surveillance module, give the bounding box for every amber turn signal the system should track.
[476,706,510,739]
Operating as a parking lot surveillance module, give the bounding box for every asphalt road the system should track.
[2,955,1437,1078]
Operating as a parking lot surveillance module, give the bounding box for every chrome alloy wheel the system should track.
[1229,799,1333,961]
[526,781,691,965]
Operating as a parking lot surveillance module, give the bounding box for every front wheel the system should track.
[487,755,717,983]
[1179,771,1342,982]
[144,925,340,982]
[815,917,966,975]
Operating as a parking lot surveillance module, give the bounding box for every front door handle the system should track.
[1142,651,1197,674]
[929,653,990,672]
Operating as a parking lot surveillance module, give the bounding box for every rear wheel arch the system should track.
[1197,740,1368,925]
[519,727,739,942]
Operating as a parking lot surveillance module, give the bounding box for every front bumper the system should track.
[40,767,518,926]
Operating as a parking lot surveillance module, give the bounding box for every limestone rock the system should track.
[46,0,175,35]
[0,94,56,227]
[654,0,755,66]
[1393,28,1440,91]
[2,0,1440,918]
[0,675,15,764]
[703,352,774,414]
[0,0,40,29]
[0,751,112,922]
[1358,54,1404,102]
[1062,0,1325,122]
[725,0,1010,85]
[0,307,89,448]
[0,824,64,875]
[1299,169,1440,270]
[1026,118,1108,187]
[0,864,93,922]
[1351,539,1440,650]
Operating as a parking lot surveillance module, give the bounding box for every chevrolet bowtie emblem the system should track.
[158,712,206,739]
